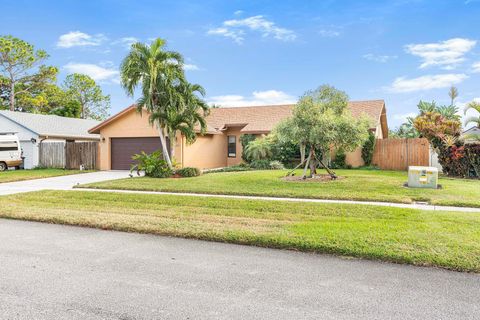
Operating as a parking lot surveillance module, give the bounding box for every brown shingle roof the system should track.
[205,100,385,133]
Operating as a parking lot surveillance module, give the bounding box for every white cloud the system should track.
[209,90,296,107]
[388,74,468,93]
[363,53,398,63]
[405,38,477,69]
[112,37,139,49]
[234,10,243,15]
[472,61,480,73]
[57,31,106,48]
[207,15,296,44]
[63,62,119,83]
[318,29,341,37]
[393,112,417,122]
[184,64,199,71]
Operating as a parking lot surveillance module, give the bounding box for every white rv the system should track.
[0,133,23,171]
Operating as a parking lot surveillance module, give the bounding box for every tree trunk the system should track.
[302,148,313,179]
[156,120,173,170]
[309,156,317,177]
[9,81,15,111]
[300,143,306,163]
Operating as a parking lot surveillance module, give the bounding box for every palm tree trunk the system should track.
[156,120,173,169]
[169,132,176,160]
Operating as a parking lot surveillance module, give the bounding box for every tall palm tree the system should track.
[464,101,480,128]
[120,38,184,169]
[448,86,459,106]
[165,81,209,158]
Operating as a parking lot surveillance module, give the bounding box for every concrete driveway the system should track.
[0,219,478,320]
[0,171,131,195]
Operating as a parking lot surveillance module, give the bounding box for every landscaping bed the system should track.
[78,169,480,208]
[0,190,479,272]
[0,169,92,183]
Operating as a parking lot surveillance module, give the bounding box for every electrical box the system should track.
[407,166,438,189]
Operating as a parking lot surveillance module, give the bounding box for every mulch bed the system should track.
[283,174,345,183]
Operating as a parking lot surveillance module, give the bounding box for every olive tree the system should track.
[276,85,370,179]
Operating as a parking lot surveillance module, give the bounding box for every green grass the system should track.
[0,168,91,183]
[0,190,479,272]
[79,169,480,208]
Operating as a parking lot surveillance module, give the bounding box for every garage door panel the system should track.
[111,137,168,170]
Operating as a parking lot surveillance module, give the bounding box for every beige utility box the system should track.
[407,166,438,189]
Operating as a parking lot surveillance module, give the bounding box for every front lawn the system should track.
[0,169,91,183]
[79,169,480,208]
[0,190,479,272]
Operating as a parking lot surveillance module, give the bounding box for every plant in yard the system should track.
[331,149,346,169]
[120,38,208,170]
[130,150,173,178]
[0,35,53,111]
[165,81,209,158]
[277,85,370,179]
[240,134,256,162]
[63,73,110,120]
[361,130,376,166]
[244,137,273,161]
[176,167,201,177]
[464,101,480,129]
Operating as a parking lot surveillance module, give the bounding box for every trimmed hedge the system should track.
[176,167,202,177]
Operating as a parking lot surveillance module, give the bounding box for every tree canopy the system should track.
[276,85,370,178]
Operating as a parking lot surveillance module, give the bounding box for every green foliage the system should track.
[361,131,376,166]
[49,100,81,118]
[240,134,256,162]
[176,167,201,177]
[331,149,346,169]
[130,150,173,178]
[0,35,54,111]
[275,85,370,176]
[63,73,110,120]
[245,137,273,161]
[250,160,285,170]
[464,101,480,128]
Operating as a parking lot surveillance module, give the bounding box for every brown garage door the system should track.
[111,137,168,170]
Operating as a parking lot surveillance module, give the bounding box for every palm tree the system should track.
[120,38,184,169]
[448,86,459,106]
[165,81,209,158]
[464,101,480,128]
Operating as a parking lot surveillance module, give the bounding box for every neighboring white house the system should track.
[0,111,100,169]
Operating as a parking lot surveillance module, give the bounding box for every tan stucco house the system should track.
[89,100,388,170]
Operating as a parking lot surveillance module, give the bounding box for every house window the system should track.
[228,136,236,157]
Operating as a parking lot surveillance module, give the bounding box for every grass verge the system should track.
[78,169,480,208]
[1,190,479,272]
[0,169,92,183]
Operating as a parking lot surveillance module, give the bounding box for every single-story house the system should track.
[462,126,480,143]
[0,110,100,169]
[89,100,388,170]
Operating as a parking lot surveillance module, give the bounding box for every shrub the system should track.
[205,164,251,174]
[361,131,376,166]
[331,149,346,169]
[250,160,285,170]
[176,167,201,177]
[131,150,173,178]
[245,138,273,161]
[240,134,256,162]
[268,160,285,170]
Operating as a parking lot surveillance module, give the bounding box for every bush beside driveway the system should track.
[1,190,479,272]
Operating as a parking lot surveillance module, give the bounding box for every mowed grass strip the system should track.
[1,190,479,272]
[0,169,91,183]
[78,169,480,208]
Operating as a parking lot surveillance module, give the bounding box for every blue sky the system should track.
[2,0,480,128]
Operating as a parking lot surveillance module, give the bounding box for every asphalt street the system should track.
[0,219,479,319]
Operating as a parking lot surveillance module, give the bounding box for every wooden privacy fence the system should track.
[372,138,430,171]
[39,141,98,170]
